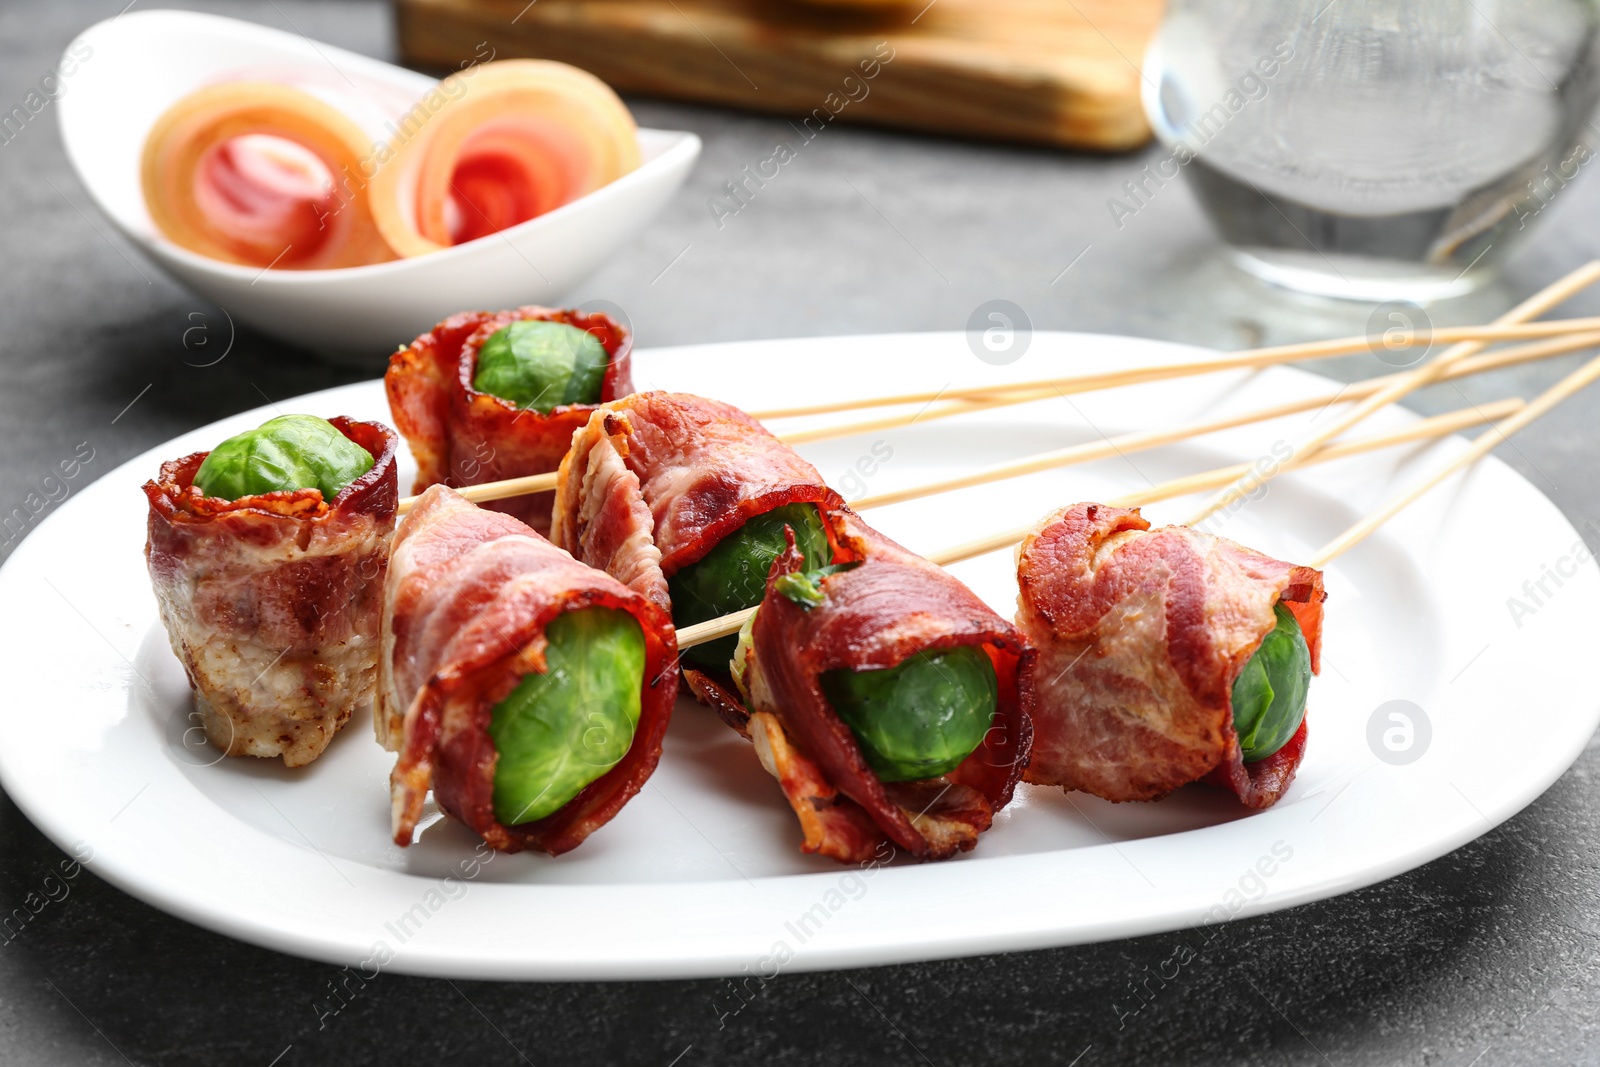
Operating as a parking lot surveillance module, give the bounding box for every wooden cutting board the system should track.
[393,0,1162,151]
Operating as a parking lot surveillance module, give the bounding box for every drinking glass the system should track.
[1143,0,1600,301]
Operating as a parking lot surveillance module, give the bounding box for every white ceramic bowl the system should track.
[57,9,701,364]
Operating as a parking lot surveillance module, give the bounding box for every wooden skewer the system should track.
[778,390,1043,447]
[676,607,760,649]
[770,315,1600,447]
[1183,260,1600,526]
[1309,353,1600,567]
[746,318,1600,422]
[926,398,1524,570]
[401,331,1600,517]
[851,330,1600,511]
[411,471,559,512]
[399,329,1600,517]
[1111,399,1522,508]
[675,397,1522,649]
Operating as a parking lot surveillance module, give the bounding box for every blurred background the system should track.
[6,1,1600,1065]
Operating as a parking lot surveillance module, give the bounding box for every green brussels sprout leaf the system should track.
[773,561,860,610]
[472,320,609,414]
[669,503,831,670]
[822,644,997,782]
[192,414,373,502]
[1231,601,1311,763]
[487,607,646,825]
[730,607,759,703]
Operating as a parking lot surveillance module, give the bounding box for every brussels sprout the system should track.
[487,607,646,825]
[668,503,831,669]
[821,644,997,782]
[731,563,857,700]
[472,320,609,414]
[1231,601,1311,763]
[773,570,827,609]
[192,414,373,502]
[772,561,858,610]
[730,608,758,702]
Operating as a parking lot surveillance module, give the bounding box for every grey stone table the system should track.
[6,2,1600,1064]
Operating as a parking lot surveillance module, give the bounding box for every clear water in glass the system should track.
[1144,0,1600,300]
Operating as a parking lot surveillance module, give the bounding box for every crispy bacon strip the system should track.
[1016,502,1326,809]
[686,673,887,862]
[385,306,633,535]
[550,409,671,619]
[379,485,676,854]
[698,512,1032,862]
[552,393,1027,862]
[144,417,397,768]
[558,392,845,576]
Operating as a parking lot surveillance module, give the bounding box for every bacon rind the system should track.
[572,392,846,576]
[143,417,398,768]
[384,306,633,535]
[380,485,676,854]
[1016,502,1326,809]
[741,512,1032,861]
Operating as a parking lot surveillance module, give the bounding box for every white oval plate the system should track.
[57,9,700,361]
[2,332,1594,979]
